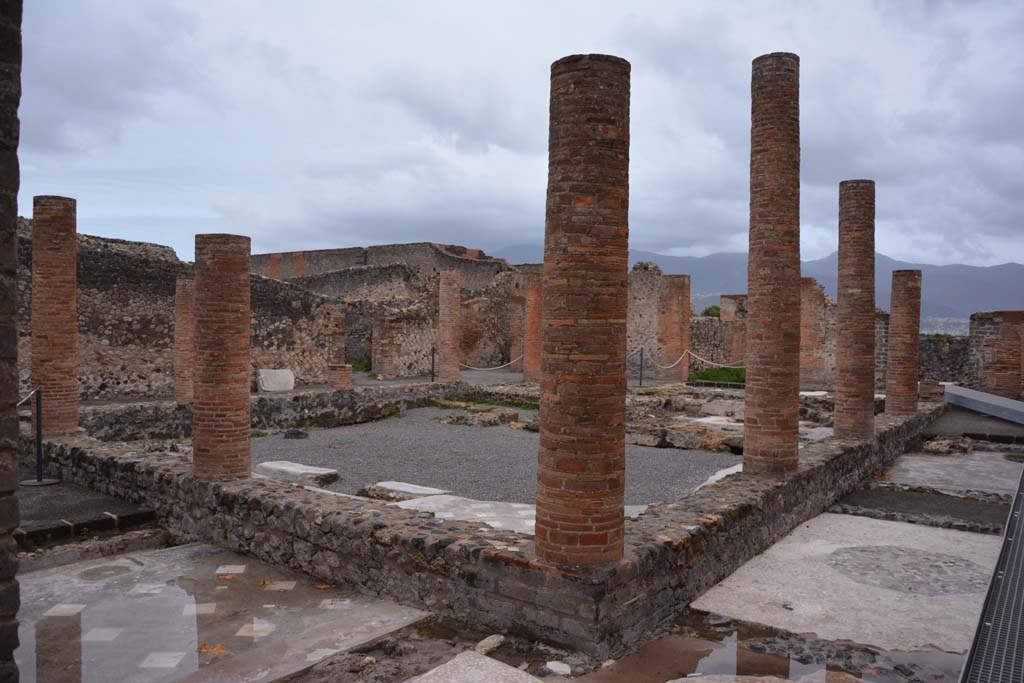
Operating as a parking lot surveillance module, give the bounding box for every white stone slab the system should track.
[411,651,541,682]
[257,368,295,392]
[255,460,339,486]
[375,481,451,496]
[692,512,1001,653]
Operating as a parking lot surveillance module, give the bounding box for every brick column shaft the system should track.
[799,278,828,390]
[173,277,195,404]
[31,195,79,435]
[0,3,22,678]
[437,270,461,382]
[885,270,922,415]
[523,278,542,382]
[743,52,801,473]
[658,275,691,382]
[834,180,876,438]
[536,54,630,567]
[327,309,352,390]
[193,234,252,480]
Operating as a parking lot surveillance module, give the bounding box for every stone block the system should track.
[256,368,295,392]
[254,460,339,487]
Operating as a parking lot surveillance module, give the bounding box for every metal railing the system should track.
[17,388,60,487]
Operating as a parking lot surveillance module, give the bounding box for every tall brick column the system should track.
[0,3,22,678]
[799,278,828,390]
[437,270,461,382]
[743,52,801,474]
[834,180,876,439]
[885,270,922,415]
[327,308,352,390]
[193,234,252,480]
[658,275,691,382]
[31,195,79,435]
[536,54,630,567]
[523,278,542,383]
[173,276,195,404]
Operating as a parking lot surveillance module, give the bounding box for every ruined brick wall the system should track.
[627,263,661,376]
[0,3,21,676]
[968,311,1024,399]
[371,304,436,378]
[919,335,971,384]
[719,294,748,366]
[800,278,830,390]
[287,264,421,303]
[253,242,511,291]
[689,316,726,374]
[17,220,338,399]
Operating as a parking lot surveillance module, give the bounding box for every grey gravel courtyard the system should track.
[251,407,738,504]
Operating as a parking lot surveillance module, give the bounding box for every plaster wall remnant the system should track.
[743,52,801,474]
[193,234,252,480]
[536,54,630,567]
[523,277,542,383]
[967,310,1024,400]
[886,270,922,415]
[659,274,691,382]
[327,308,353,390]
[173,276,195,404]
[799,277,829,390]
[0,2,23,677]
[437,270,462,382]
[833,180,876,439]
[31,195,79,434]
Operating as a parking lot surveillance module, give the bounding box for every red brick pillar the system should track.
[885,270,922,415]
[509,294,525,373]
[327,310,352,390]
[0,3,22,677]
[437,270,461,382]
[658,275,691,382]
[834,180,876,438]
[536,54,630,567]
[743,52,801,474]
[799,278,828,390]
[173,276,195,404]
[31,195,79,435]
[193,234,252,480]
[523,278,542,383]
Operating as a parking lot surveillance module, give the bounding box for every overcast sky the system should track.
[17,1,1024,265]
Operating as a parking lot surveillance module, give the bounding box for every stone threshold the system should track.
[29,403,943,659]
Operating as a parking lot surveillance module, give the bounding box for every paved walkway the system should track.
[16,543,427,682]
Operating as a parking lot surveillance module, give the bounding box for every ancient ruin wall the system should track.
[968,311,1024,399]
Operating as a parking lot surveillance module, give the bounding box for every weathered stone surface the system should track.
[412,651,541,682]
[255,460,339,486]
[437,270,462,382]
[257,368,296,392]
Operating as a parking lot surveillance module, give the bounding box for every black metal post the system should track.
[22,388,60,487]
[430,347,436,383]
[639,347,645,387]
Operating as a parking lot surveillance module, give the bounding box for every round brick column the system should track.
[885,270,922,415]
[193,234,252,481]
[31,195,79,435]
[536,54,630,567]
[523,278,542,383]
[437,270,461,382]
[658,275,691,382]
[743,53,801,474]
[834,180,876,439]
[173,276,195,404]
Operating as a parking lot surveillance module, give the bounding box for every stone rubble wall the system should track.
[28,396,942,659]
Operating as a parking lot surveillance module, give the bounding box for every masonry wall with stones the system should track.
[967,310,1024,399]
[16,219,338,400]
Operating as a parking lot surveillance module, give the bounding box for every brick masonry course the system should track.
[886,270,923,415]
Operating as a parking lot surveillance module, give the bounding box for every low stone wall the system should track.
[79,382,464,442]
[32,392,941,658]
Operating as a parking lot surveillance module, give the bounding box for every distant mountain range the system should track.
[492,244,1024,334]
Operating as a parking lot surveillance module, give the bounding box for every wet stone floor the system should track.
[15,543,427,683]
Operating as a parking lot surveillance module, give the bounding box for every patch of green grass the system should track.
[251,430,267,438]
[700,304,721,317]
[688,367,746,384]
[351,359,369,372]
[470,397,539,411]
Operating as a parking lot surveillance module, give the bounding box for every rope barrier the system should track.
[16,389,36,407]
[459,355,524,371]
[687,350,745,369]
[651,350,689,370]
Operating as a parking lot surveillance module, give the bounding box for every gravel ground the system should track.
[251,407,738,504]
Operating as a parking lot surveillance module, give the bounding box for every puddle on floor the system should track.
[573,610,964,682]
